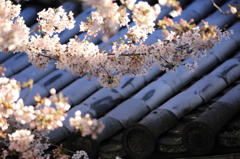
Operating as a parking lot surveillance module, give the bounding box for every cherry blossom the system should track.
[159,0,167,6]
[0,70,101,158]
[13,99,36,124]
[71,150,89,159]
[70,110,104,139]
[230,5,237,14]
[0,77,20,118]
[0,0,29,52]
[0,117,8,130]
[131,1,161,27]
[37,6,75,36]
[8,129,34,152]
[169,9,181,17]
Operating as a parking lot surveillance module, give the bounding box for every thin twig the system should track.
[160,56,170,64]
[104,44,188,56]
[37,53,59,61]
[100,63,109,75]
[106,52,146,56]
[210,0,228,15]
[30,25,40,33]
[50,143,76,154]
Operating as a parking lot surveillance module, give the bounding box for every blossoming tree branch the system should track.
[1,0,235,88]
[0,0,239,158]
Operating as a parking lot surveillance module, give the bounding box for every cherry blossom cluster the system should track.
[0,0,29,52]
[79,0,160,40]
[27,34,66,70]
[79,0,130,40]
[94,25,232,86]
[71,150,89,159]
[56,39,108,78]
[158,17,196,36]
[37,6,75,36]
[86,0,127,26]
[80,11,104,37]
[51,145,89,159]
[126,25,155,43]
[126,0,161,27]
[33,23,232,88]
[0,71,102,158]
[8,129,34,152]
[0,77,21,118]
[69,110,104,139]
[0,0,20,20]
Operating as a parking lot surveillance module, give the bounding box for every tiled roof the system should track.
[1,0,240,159]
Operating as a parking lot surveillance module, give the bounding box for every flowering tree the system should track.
[0,0,238,158]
